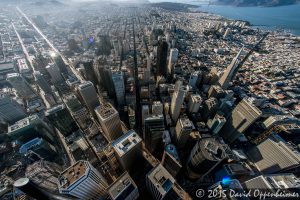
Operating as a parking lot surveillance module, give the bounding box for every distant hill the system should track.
[151,2,198,12]
[217,0,300,7]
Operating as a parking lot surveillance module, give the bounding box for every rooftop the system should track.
[59,160,88,189]
[112,130,142,157]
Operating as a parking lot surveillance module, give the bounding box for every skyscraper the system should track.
[218,48,243,89]
[0,95,26,123]
[188,94,202,113]
[208,85,225,99]
[108,172,139,200]
[175,117,193,148]
[157,40,168,76]
[167,48,178,75]
[112,70,125,105]
[7,73,36,99]
[64,94,90,129]
[112,130,142,172]
[220,98,262,143]
[77,81,100,115]
[45,63,64,84]
[202,97,219,121]
[162,144,182,177]
[58,160,108,199]
[81,58,98,86]
[187,137,227,179]
[247,136,300,174]
[7,114,54,144]
[170,81,186,123]
[188,71,201,88]
[33,71,52,94]
[146,164,191,200]
[19,137,57,160]
[144,115,165,154]
[95,103,122,141]
[207,113,227,135]
[45,104,79,136]
[51,52,68,73]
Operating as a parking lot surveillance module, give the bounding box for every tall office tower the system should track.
[146,164,191,200]
[220,98,262,143]
[64,94,89,129]
[112,130,142,172]
[207,113,227,135]
[188,94,202,113]
[0,95,26,123]
[162,144,182,177]
[157,40,168,76]
[77,81,100,115]
[167,48,179,75]
[51,53,67,73]
[152,101,163,115]
[187,137,226,179]
[112,70,125,105]
[33,71,52,93]
[175,117,193,148]
[81,58,98,86]
[144,55,151,82]
[208,85,225,99]
[7,115,54,144]
[101,66,114,96]
[142,105,150,126]
[170,81,186,123]
[218,48,243,89]
[58,160,108,199]
[188,71,201,88]
[45,104,79,137]
[202,97,219,121]
[244,174,300,193]
[26,160,62,193]
[247,136,300,174]
[95,103,122,141]
[108,172,139,200]
[128,106,136,129]
[45,63,64,84]
[6,73,36,99]
[19,137,57,160]
[144,115,165,154]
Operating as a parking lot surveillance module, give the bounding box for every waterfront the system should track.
[198,4,300,35]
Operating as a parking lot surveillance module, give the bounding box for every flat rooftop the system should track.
[147,164,175,196]
[112,130,142,157]
[108,173,137,199]
[59,160,87,189]
[96,103,117,119]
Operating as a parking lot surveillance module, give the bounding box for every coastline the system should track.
[195,4,300,36]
